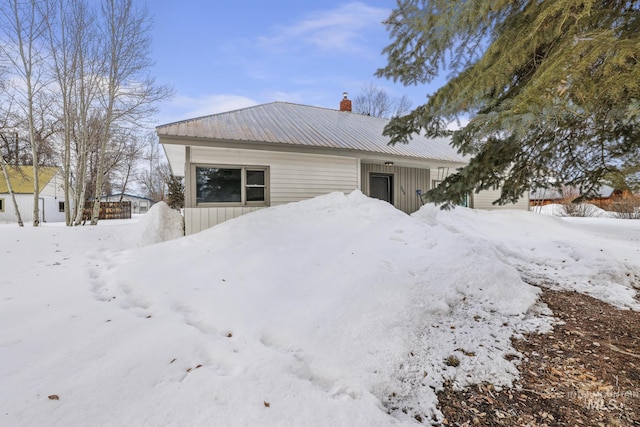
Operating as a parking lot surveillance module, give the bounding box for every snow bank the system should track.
[76,192,547,425]
[4,192,638,426]
[531,202,618,218]
[133,201,184,246]
[1,191,549,426]
[413,204,640,309]
[530,203,566,216]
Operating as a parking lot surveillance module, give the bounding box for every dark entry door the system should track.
[370,173,394,204]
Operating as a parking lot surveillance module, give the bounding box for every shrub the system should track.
[609,196,640,219]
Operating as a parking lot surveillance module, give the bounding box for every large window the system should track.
[195,165,268,206]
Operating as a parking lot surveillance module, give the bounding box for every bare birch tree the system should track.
[44,0,103,225]
[90,0,172,225]
[111,128,148,199]
[0,0,50,226]
[0,130,24,226]
[137,138,170,202]
[2,0,171,227]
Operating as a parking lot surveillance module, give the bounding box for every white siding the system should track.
[0,194,66,223]
[185,206,264,234]
[186,146,359,233]
[430,168,529,211]
[0,194,29,223]
[40,173,65,199]
[471,188,530,210]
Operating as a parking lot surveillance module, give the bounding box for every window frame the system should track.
[192,164,270,208]
[0,198,4,212]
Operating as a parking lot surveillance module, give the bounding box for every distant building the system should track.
[100,194,154,214]
[530,185,617,207]
[0,166,69,223]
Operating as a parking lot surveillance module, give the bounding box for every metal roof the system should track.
[0,166,59,194]
[156,102,467,164]
[530,184,616,201]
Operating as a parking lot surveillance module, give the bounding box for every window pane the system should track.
[246,187,265,202]
[246,170,265,186]
[196,167,241,203]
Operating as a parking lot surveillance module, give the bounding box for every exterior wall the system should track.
[470,188,530,210]
[39,172,65,199]
[0,193,66,223]
[430,168,529,211]
[185,146,359,233]
[185,206,264,235]
[0,173,69,223]
[360,163,430,214]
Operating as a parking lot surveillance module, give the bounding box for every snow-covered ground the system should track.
[1,193,639,426]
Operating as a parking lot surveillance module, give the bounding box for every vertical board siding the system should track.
[185,147,359,233]
[360,163,430,214]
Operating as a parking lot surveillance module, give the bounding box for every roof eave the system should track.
[158,135,468,170]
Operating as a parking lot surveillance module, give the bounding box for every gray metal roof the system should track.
[157,102,467,164]
[530,184,615,200]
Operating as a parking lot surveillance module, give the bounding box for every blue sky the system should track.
[146,1,445,125]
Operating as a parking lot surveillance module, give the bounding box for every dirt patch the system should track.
[437,288,640,426]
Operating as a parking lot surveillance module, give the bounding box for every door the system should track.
[370,173,394,205]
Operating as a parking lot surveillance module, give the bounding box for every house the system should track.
[529,184,617,207]
[0,165,68,223]
[157,96,529,235]
[100,193,154,214]
[530,184,636,211]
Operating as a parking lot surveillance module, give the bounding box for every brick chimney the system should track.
[339,92,352,112]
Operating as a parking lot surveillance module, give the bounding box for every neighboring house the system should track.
[100,193,154,214]
[0,166,68,223]
[529,187,566,207]
[529,185,616,207]
[157,97,529,235]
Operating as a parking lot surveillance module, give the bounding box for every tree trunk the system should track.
[0,159,24,227]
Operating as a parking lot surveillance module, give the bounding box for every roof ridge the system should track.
[156,101,386,129]
[157,102,306,128]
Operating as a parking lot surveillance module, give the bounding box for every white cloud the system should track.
[258,2,388,54]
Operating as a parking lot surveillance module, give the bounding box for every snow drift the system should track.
[2,191,639,426]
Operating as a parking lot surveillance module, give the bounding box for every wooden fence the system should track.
[83,201,132,220]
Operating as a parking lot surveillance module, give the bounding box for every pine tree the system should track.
[166,175,184,210]
[377,0,640,207]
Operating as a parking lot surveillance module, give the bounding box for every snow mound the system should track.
[413,204,640,310]
[77,191,547,425]
[530,203,566,216]
[531,203,617,218]
[6,192,639,426]
[134,201,184,246]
